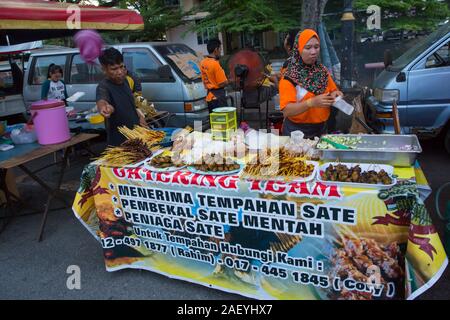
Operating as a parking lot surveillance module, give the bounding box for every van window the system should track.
[0,69,14,93]
[426,41,450,68]
[30,55,67,85]
[389,23,450,71]
[122,48,162,82]
[69,54,103,83]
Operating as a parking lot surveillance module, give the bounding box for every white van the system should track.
[23,42,210,129]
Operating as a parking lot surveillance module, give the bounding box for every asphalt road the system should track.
[0,137,448,300]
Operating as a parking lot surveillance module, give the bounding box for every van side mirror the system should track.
[158,65,174,80]
[384,49,393,68]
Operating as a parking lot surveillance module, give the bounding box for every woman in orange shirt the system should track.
[279,29,343,138]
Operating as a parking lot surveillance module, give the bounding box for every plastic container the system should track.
[211,129,235,141]
[210,107,237,124]
[30,99,71,145]
[317,162,397,189]
[210,107,237,141]
[291,130,305,142]
[272,94,280,111]
[333,96,354,115]
[86,113,104,124]
[318,134,422,167]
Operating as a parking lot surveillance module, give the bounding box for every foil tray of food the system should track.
[317,134,422,167]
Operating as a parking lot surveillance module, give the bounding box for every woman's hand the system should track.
[330,90,344,99]
[310,93,335,108]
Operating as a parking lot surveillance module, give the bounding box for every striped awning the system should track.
[0,0,144,45]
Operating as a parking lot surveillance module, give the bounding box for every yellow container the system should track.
[87,113,104,124]
[212,129,236,141]
[210,107,237,141]
[211,119,236,131]
[210,107,237,131]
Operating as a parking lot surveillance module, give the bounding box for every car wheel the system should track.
[445,127,450,154]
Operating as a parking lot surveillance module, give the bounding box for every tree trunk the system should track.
[301,0,328,31]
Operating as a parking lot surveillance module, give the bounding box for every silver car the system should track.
[23,42,209,129]
[366,22,450,152]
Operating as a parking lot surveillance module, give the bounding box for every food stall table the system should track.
[72,158,448,300]
[0,133,99,241]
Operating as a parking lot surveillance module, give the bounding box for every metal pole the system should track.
[341,0,355,89]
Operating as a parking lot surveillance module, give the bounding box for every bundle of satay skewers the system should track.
[97,126,165,166]
[118,126,165,148]
[242,147,315,180]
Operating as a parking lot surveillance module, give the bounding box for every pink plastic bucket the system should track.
[30,99,71,145]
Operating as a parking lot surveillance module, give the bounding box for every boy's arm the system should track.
[96,99,114,118]
[96,83,114,118]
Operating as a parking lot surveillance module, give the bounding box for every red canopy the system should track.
[0,0,144,45]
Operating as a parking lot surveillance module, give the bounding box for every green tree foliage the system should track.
[188,0,302,34]
[354,0,450,31]
[124,1,185,40]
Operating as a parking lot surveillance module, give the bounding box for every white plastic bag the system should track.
[296,85,308,102]
[11,126,37,144]
[333,96,354,115]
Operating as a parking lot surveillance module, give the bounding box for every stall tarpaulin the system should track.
[0,0,144,45]
[72,161,448,300]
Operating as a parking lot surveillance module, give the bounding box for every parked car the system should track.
[365,22,450,152]
[403,30,417,40]
[439,19,449,27]
[359,31,383,43]
[417,29,432,37]
[382,29,404,41]
[23,42,210,129]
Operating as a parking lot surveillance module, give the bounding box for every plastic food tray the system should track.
[317,162,397,189]
[144,149,186,172]
[240,161,318,182]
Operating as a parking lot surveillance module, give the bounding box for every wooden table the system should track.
[0,133,99,241]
